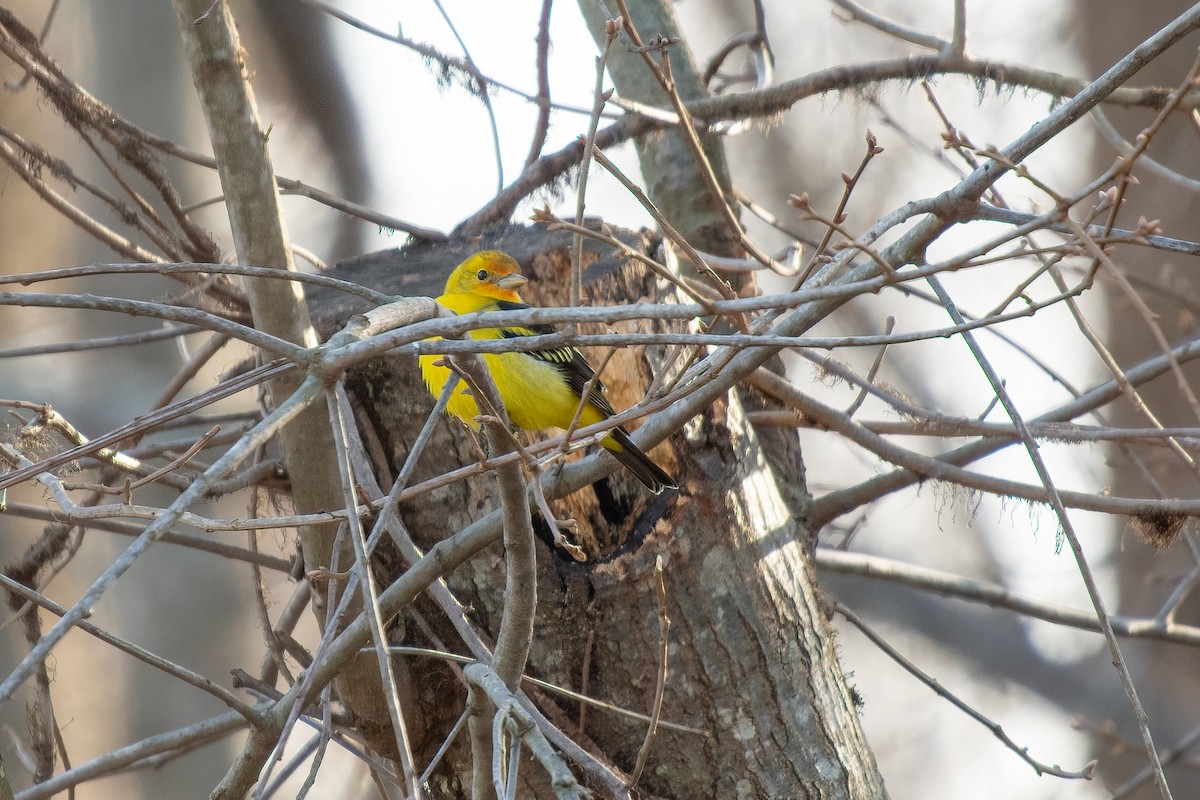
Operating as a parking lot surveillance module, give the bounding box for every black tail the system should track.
[601,428,676,494]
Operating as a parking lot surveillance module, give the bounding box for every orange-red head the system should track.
[440,251,528,307]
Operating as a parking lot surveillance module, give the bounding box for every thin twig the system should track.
[430,0,504,194]
[948,0,967,56]
[0,323,199,359]
[926,275,1172,798]
[843,316,894,418]
[380,646,703,733]
[326,384,422,798]
[533,209,720,314]
[0,375,324,704]
[578,628,596,736]
[628,555,670,791]
[589,147,739,306]
[829,0,947,51]
[15,709,260,800]
[789,192,896,279]
[0,574,263,722]
[834,602,1093,780]
[795,131,886,287]
[0,359,296,492]
[610,3,783,273]
[525,0,554,166]
[572,20,619,306]
[816,549,1200,648]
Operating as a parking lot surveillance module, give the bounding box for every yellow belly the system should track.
[420,339,605,433]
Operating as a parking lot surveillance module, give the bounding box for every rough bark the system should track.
[312,224,888,798]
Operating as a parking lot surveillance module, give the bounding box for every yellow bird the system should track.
[419,251,675,494]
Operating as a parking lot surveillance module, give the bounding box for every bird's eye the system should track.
[476,269,489,281]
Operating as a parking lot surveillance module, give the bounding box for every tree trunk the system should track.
[314,224,888,798]
[577,0,743,273]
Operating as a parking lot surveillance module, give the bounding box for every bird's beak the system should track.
[496,274,528,290]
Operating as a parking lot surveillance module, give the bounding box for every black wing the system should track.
[496,300,616,418]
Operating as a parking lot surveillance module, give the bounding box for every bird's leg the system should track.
[306,565,352,583]
[464,419,493,465]
[530,467,585,562]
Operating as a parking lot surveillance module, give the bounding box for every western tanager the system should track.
[419,250,675,494]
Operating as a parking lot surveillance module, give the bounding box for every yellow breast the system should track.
[420,334,606,433]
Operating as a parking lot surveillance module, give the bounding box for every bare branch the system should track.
[834,602,1094,780]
